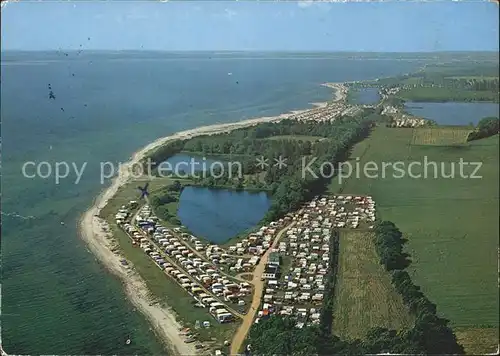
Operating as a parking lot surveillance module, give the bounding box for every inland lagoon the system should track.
[349,87,381,105]
[405,101,499,125]
[177,186,271,243]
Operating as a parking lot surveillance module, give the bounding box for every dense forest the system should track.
[144,110,377,223]
[373,221,411,271]
[145,139,186,170]
[467,117,500,141]
[247,221,465,355]
[443,77,499,91]
[184,114,375,222]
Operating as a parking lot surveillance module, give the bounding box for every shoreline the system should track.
[78,84,345,354]
[321,82,348,102]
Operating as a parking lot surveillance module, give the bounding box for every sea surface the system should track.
[1,51,425,354]
[404,101,500,125]
[177,187,271,244]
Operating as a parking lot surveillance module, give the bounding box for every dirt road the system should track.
[229,221,296,355]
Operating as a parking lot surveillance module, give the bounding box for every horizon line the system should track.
[2,49,499,53]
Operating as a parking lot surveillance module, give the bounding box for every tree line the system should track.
[247,230,366,355]
[443,78,499,92]
[371,221,464,354]
[247,222,465,355]
[148,180,182,225]
[318,230,339,336]
[144,111,376,224]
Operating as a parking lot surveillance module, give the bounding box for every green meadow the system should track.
[329,127,499,351]
[397,86,499,102]
[412,126,472,146]
[332,231,413,339]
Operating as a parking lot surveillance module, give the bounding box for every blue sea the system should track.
[1,51,424,354]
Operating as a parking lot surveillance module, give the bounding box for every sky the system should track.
[1,1,499,52]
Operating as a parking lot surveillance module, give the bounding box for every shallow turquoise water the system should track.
[1,51,423,354]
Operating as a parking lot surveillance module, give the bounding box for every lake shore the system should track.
[78,85,344,354]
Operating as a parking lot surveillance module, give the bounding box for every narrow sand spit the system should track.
[321,82,347,102]
[78,106,317,354]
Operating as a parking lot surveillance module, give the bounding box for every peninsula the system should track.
[79,83,352,355]
[80,61,498,356]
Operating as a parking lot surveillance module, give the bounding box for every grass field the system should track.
[329,126,499,351]
[456,327,499,355]
[447,76,499,81]
[401,77,424,86]
[412,127,472,146]
[332,231,413,339]
[397,86,499,102]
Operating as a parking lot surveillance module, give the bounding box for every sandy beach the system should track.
[321,82,348,102]
[78,86,344,355]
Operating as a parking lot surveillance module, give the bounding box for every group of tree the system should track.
[318,231,339,336]
[148,181,183,225]
[467,116,499,141]
[371,220,464,354]
[248,232,367,355]
[373,221,411,271]
[144,140,186,172]
[377,67,499,103]
[145,111,375,224]
[248,315,380,355]
[259,115,374,222]
[443,77,499,92]
[247,220,465,355]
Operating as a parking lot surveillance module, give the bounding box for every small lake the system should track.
[349,88,380,105]
[404,102,499,126]
[177,186,271,243]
